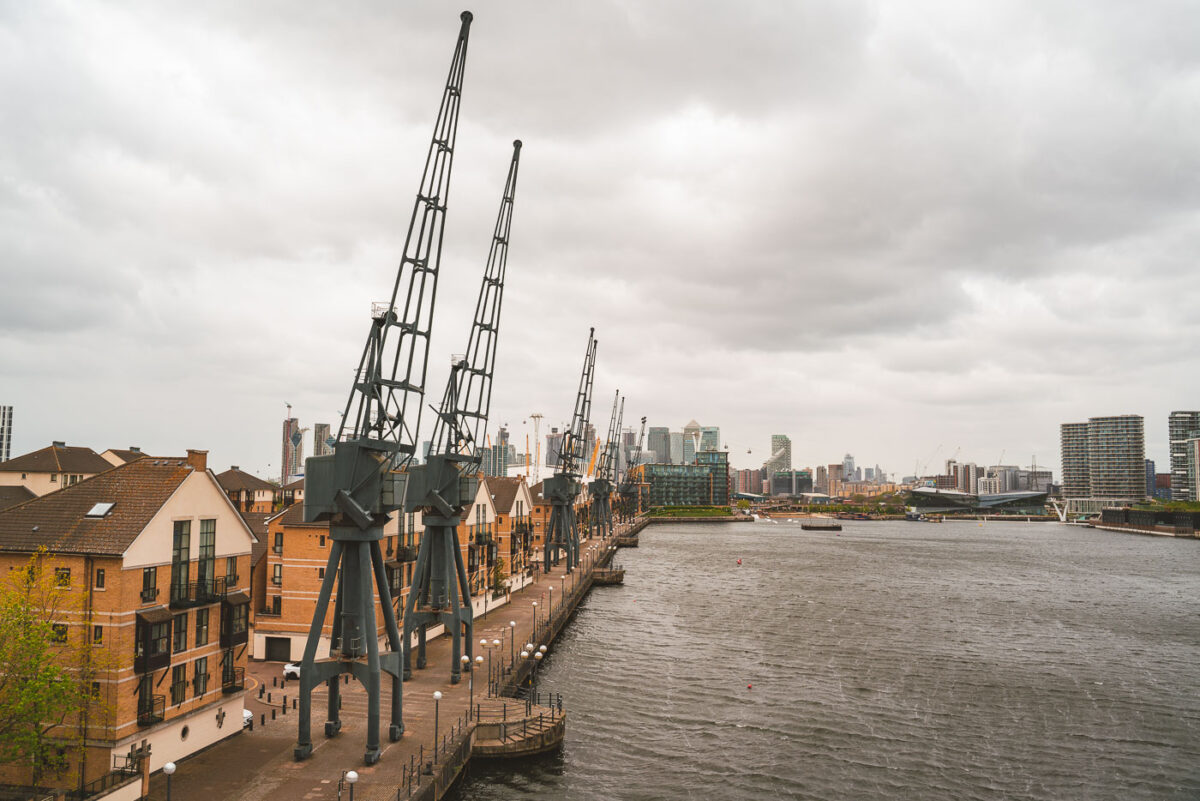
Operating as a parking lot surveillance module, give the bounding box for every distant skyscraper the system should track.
[1145,459,1156,500]
[700,426,720,453]
[763,435,791,475]
[815,465,828,493]
[1168,411,1200,501]
[648,429,676,465]
[0,406,10,462]
[682,420,701,464]
[546,428,564,469]
[282,416,303,483]
[1062,416,1145,500]
[313,423,333,457]
[842,454,855,480]
[669,432,683,464]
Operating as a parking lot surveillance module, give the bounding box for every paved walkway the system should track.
[146,528,630,801]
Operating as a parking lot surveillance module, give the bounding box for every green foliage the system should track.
[490,557,507,596]
[645,506,734,518]
[0,551,107,788]
[736,499,751,511]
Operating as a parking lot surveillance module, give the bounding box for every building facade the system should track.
[1062,416,1146,501]
[647,427,671,468]
[313,423,333,457]
[764,435,791,476]
[0,450,254,786]
[1169,411,1200,501]
[1060,422,1091,498]
[0,405,10,462]
[0,442,116,496]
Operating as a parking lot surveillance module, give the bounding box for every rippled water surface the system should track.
[448,520,1200,800]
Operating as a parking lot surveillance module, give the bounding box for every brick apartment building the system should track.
[0,450,255,786]
[215,467,277,514]
[0,442,117,496]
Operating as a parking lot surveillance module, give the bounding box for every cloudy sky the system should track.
[3,1,1198,481]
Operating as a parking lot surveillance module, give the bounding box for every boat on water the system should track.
[801,522,842,531]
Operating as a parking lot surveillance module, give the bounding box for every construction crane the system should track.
[403,140,522,686]
[294,12,472,766]
[543,329,597,574]
[588,392,623,539]
[617,416,647,518]
[529,412,543,483]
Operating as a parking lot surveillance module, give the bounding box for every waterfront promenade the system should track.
[146,523,639,801]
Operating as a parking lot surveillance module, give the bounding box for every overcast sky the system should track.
[2,1,1198,481]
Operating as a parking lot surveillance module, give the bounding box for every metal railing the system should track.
[222,666,245,693]
[139,587,159,603]
[137,694,165,726]
[169,577,228,608]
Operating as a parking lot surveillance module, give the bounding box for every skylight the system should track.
[85,502,115,518]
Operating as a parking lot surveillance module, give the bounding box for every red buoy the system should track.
[747,684,752,690]
[737,558,742,566]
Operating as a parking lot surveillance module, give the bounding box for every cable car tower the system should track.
[403,140,522,684]
[543,329,597,573]
[588,391,622,539]
[294,12,472,765]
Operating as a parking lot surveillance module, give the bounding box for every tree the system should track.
[490,557,507,597]
[0,551,109,790]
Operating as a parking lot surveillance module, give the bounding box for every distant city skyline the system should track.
[3,4,1196,482]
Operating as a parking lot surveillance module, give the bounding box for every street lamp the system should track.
[461,655,472,716]
[547,585,553,616]
[532,650,544,698]
[340,770,358,801]
[433,691,442,762]
[164,762,176,801]
[490,638,500,687]
[508,620,516,664]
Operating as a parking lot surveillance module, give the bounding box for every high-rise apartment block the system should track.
[669,432,683,465]
[281,417,303,484]
[1168,411,1200,501]
[763,434,791,475]
[313,423,333,457]
[1061,416,1146,500]
[0,405,11,462]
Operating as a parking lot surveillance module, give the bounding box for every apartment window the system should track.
[141,567,158,602]
[226,556,237,584]
[149,621,170,658]
[90,681,101,699]
[171,665,187,705]
[319,535,325,547]
[51,624,67,643]
[195,609,209,647]
[230,604,248,636]
[271,596,281,615]
[95,568,105,589]
[273,532,283,554]
[51,473,57,483]
[173,613,187,653]
[318,568,325,579]
[93,625,102,644]
[272,564,282,585]
[193,657,208,697]
[54,567,71,587]
[197,520,216,593]
[171,521,191,602]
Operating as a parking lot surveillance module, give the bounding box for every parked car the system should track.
[283,663,301,680]
[243,708,253,730]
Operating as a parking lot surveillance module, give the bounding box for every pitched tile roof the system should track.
[0,457,197,555]
[283,477,305,490]
[530,481,545,503]
[105,448,150,464]
[272,502,322,528]
[0,444,115,475]
[484,476,525,513]
[237,511,271,565]
[215,467,276,493]
[0,486,36,511]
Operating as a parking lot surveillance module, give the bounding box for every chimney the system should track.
[231,465,239,471]
[52,440,65,448]
[130,446,141,453]
[186,449,208,472]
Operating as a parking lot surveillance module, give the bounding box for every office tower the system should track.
[313,423,333,457]
[546,428,564,469]
[0,406,11,462]
[669,432,683,464]
[1169,411,1200,501]
[648,427,670,466]
[682,420,700,464]
[842,454,855,480]
[815,465,828,493]
[700,426,720,453]
[763,434,791,477]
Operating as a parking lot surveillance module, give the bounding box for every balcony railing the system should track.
[392,544,418,563]
[222,666,245,693]
[140,587,159,603]
[474,530,493,546]
[137,694,165,727]
[169,577,227,609]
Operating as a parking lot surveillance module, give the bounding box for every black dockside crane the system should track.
[588,391,623,539]
[403,140,522,684]
[543,330,598,573]
[294,12,472,765]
